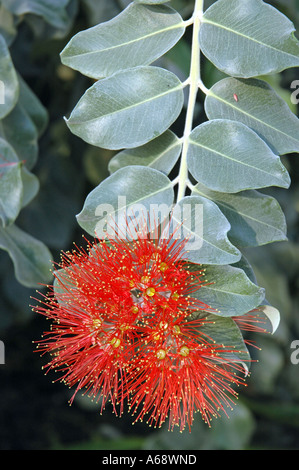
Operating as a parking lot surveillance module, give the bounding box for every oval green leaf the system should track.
[169,195,241,265]
[61,3,185,79]
[192,263,265,317]
[192,183,287,247]
[0,223,53,287]
[197,314,251,370]
[205,78,299,155]
[76,165,174,237]
[187,119,290,192]
[200,0,299,78]
[108,130,182,175]
[66,66,184,150]
[0,138,23,227]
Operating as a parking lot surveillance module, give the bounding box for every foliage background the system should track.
[0,0,299,450]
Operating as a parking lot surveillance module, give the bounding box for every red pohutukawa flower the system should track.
[33,219,249,431]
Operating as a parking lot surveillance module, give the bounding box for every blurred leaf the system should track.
[0,100,38,170]
[18,75,48,138]
[205,77,299,155]
[0,4,17,46]
[187,120,290,192]
[0,223,52,287]
[244,398,299,429]
[19,149,84,249]
[143,401,255,450]
[135,0,170,4]
[192,183,288,247]
[0,33,19,119]
[108,130,182,175]
[2,0,72,29]
[0,138,23,227]
[61,3,185,79]
[20,167,39,209]
[200,0,299,78]
[66,66,184,150]
[251,336,285,393]
[81,0,120,26]
[55,435,145,450]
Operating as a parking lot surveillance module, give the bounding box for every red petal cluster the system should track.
[34,226,247,431]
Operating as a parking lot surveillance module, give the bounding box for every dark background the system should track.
[0,0,299,450]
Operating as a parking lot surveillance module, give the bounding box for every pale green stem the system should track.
[177,0,205,202]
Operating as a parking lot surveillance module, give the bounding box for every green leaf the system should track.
[18,75,48,138]
[205,78,299,155]
[76,166,174,237]
[192,183,287,247]
[66,66,184,150]
[257,304,280,334]
[192,263,265,317]
[0,4,17,46]
[0,101,38,170]
[60,3,185,79]
[108,130,182,175]
[0,138,23,227]
[187,120,290,192]
[198,314,251,369]
[200,0,299,78]
[0,33,19,119]
[0,224,53,287]
[21,167,39,209]
[2,0,71,29]
[169,195,241,265]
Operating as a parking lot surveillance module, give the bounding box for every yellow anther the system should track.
[159,320,168,330]
[146,287,155,297]
[159,262,168,272]
[92,318,102,329]
[152,332,161,342]
[173,325,181,335]
[179,345,190,357]
[141,275,150,284]
[131,306,139,314]
[172,292,180,300]
[156,348,166,360]
[110,337,121,348]
[120,324,130,332]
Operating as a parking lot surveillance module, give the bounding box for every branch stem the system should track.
[177,0,205,202]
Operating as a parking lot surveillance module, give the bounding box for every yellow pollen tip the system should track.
[146,287,155,297]
[179,345,190,357]
[131,306,139,314]
[172,292,180,300]
[156,348,166,360]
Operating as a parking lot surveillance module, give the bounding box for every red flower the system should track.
[34,219,248,431]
